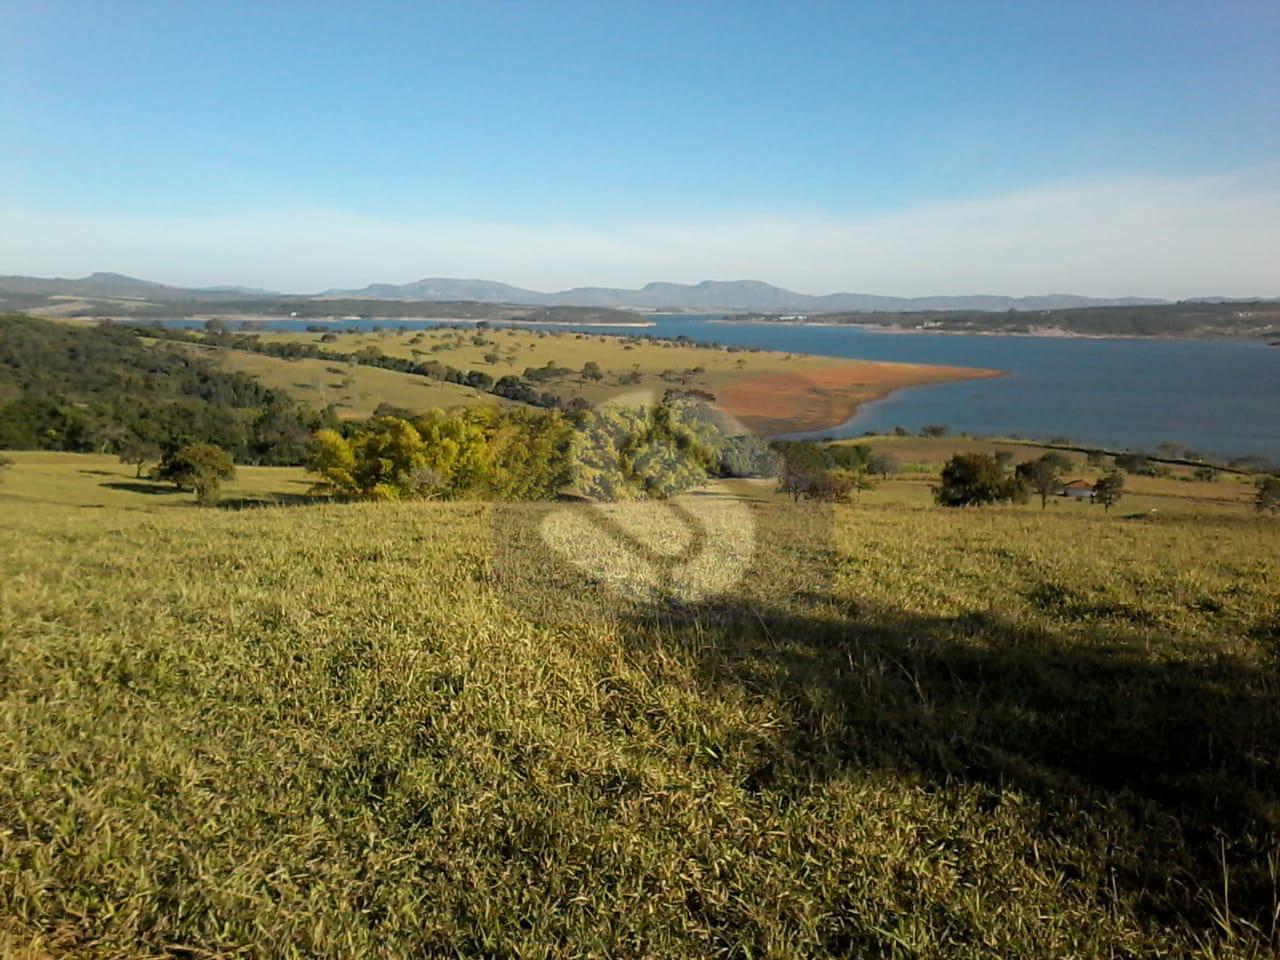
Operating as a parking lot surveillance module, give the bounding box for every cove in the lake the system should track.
[157,315,1280,461]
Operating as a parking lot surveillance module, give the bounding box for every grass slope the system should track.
[172,342,504,419]
[1,455,1278,956]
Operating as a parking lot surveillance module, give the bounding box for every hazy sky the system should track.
[3,1,1277,296]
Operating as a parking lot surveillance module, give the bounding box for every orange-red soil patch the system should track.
[717,362,1000,435]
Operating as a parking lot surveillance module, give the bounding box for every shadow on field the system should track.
[616,595,1280,941]
[99,480,181,496]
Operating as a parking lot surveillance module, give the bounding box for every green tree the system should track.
[154,443,236,505]
[829,443,872,471]
[1257,475,1280,514]
[306,429,358,496]
[350,417,431,500]
[934,453,1022,507]
[774,442,831,502]
[412,409,491,498]
[1093,470,1125,513]
[1193,464,1219,482]
[573,400,717,501]
[1015,454,1065,510]
[865,450,900,480]
[478,408,573,500]
[117,434,162,478]
[720,435,782,479]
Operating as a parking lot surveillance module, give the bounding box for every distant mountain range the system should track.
[0,272,280,301]
[4,271,1267,313]
[320,277,1171,312]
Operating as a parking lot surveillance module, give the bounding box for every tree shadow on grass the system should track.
[99,480,181,496]
[613,593,1280,944]
[486,497,1280,946]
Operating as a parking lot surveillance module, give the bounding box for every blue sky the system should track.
[3,1,1278,295]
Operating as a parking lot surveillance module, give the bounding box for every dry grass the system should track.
[167,341,504,418]
[1,454,1278,956]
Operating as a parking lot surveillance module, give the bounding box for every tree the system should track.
[1093,470,1125,513]
[934,453,1022,507]
[0,453,11,481]
[1015,454,1065,510]
[774,442,831,502]
[154,443,236,505]
[1086,450,1107,468]
[573,400,717,501]
[829,443,872,471]
[1193,464,1219,482]
[865,450,901,480]
[720,435,782,479]
[306,429,358,496]
[117,434,162,478]
[1257,475,1280,514]
[350,417,431,500]
[920,424,949,438]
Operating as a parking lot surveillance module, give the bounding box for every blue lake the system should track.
[161,315,1280,460]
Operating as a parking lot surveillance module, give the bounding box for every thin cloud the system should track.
[3,167,1277,298]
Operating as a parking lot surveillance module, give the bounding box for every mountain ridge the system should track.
[2,271,1256,313]
[319,277,1171,312]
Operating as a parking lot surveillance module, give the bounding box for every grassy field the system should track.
[172,341,508,419]
[2,453,1279,957]
[831,435,1262,517]
[252,327,993,433]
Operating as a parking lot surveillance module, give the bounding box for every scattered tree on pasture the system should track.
[1016,454,1066,510]
[934,452,1024,507]
[1093,470,1125,513]
[1257,475,1280,514]
[865,451,900,480]
[154,443,236,505]
[117,435,162,478]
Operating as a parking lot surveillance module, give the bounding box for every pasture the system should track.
[1,453,1278,956]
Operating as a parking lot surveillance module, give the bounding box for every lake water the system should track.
[160,315,1280,461]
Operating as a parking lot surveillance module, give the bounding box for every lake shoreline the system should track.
[709,318,1278,343]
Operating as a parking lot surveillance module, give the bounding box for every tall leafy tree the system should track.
[935,453,1024,507]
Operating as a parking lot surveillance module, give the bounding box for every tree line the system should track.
[0,315,332,465]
